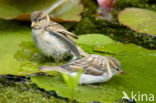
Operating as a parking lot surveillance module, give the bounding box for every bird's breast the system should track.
[75,72,112,84]
[32,30,71,59]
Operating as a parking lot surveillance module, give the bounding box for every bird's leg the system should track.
[69,56,78,62]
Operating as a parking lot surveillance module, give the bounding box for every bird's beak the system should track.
[120,71,124,74]
[31,22,39,27]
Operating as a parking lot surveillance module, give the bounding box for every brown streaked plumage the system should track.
[47,21,78,39]
[39,54,123,84]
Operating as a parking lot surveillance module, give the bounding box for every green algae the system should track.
[0,78,66,103]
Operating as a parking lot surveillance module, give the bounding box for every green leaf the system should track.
[0,20,36,75]
[62,69,82,90]
[76,34,114,45]
[118,8,156,35]
[62,70,82,102]
[0,0,84,22]
[0,81,66,103]
[31,76,125,103]
[31,34,156,102]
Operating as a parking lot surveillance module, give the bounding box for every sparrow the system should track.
[39,54,124,84]
[31,11,87,61]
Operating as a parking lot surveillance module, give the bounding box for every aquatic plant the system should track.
[62,70,82,103]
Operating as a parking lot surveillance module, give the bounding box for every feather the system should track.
[39,66,65,72]
[49,21,78,39]
[47,30,80,58]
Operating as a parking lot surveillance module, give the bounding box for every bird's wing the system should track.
[61,55,108,76]
[49,21,78,39]
[47,28,80,57]
[76,46,89,57]
[39,55,121,76]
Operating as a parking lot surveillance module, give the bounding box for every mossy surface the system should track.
[0,77,66,103]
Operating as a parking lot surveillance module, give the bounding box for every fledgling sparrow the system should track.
[31,11,87,61]
[39,54,124,84]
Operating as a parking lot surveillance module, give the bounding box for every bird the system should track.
[39,54,124,84]
[31,11,87,61]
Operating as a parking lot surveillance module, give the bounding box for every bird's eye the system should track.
[115,68,119,71]
[38,19,41,21]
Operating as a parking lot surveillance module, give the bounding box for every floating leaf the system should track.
[118,8,156,35]
[31,76,125,103]
[31,34,156,102]
[76,34,114,45]
[0,0,84,22]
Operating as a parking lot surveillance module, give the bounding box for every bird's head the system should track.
[107,57,124,75]
[31,11,50,29]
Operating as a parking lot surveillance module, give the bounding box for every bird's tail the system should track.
[39,66,65,73]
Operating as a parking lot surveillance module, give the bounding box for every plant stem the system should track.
[70,89,75,103]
